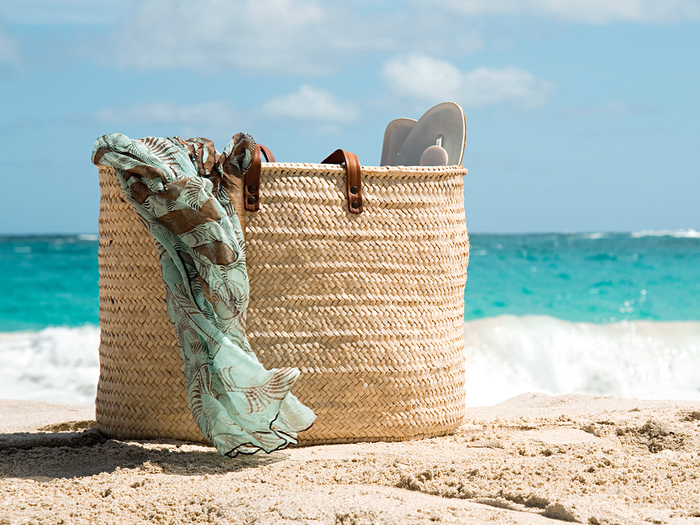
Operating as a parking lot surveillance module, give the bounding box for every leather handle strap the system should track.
[244,144,275,212]
[245,146,363,214]
[321,149,363,214]
[259,144,275,163]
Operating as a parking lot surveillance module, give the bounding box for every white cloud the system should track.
[429,0,700,24]
[103,0,386,75]
[95,0,482,76]
[0,27,21,65]
[262,85,359,123]
[95,88,358,130]
[95,101,239,127]
[382,55,557,108]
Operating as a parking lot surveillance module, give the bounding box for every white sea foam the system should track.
[77,234,99,241]
[631,229,700,238]
[0,326,100,405]
[580,232,608,240]
[2,317,700,407]
[464,315,700,406]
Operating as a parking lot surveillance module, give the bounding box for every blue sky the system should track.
[0,0,698,234]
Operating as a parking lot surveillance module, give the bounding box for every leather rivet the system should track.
[247,196,256,205]
[350,186,358,195]
[351,200,360,209]
[248,185,257,193]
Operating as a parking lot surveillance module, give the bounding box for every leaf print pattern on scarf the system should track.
[92,132,315,457]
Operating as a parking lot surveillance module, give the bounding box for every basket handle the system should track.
[321,149,363,214]
[244,144,275,212]
[244,146,364,214]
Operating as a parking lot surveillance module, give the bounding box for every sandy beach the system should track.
[1,394,699,524]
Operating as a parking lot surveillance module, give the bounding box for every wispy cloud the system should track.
[98,0,388,75]
[560,99,646,118]
[0,0,136,26]
[88,0,482,76]
[95,101,239,127]
[95,87,358,130]
[0,27,21,66]
[262,85,359,123]
[383,55,557,108]
[425,0,700,24]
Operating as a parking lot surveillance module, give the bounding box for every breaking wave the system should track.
[0,326,100,405]
[3,316,700,407]
[464,315,700,406]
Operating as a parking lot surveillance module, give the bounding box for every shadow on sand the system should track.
[0,428,286,480]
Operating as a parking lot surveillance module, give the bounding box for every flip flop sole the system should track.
[396,102,466,166]
[380,117,416,166]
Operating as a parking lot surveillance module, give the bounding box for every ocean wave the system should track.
[0,326,100,405]
[464,315,700,406]
[2,317,700,407]
[580,232,608,240]
[76,234,99,241]
[630,229,700,238]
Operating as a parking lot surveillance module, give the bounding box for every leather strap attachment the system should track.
[244,144,275,212]
[245,146,362,214]
[321,149,363,214]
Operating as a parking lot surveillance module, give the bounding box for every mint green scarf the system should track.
[92,132,315,456]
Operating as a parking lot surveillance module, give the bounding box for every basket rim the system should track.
[261,162,467,175]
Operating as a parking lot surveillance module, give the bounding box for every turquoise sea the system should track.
[465,231,700,322]
[1,231,699,405]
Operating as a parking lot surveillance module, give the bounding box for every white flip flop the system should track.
[396,102,466,166]
[380,117,416,166]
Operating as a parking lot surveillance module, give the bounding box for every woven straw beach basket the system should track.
[96,154,469,445]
